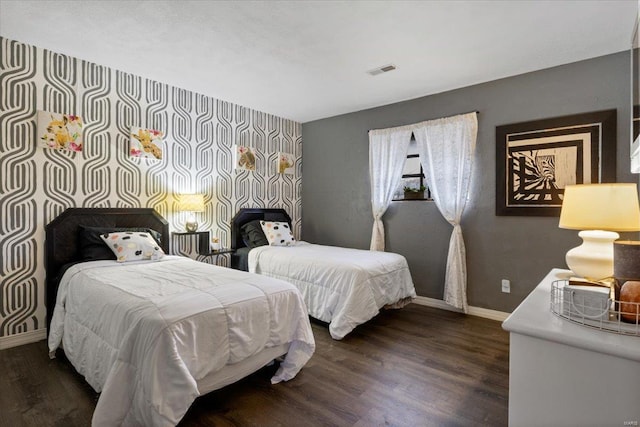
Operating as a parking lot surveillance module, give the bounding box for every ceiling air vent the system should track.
[368,64,396,76]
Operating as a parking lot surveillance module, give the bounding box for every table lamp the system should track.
[179,194,205,232]
[559,183,640,280]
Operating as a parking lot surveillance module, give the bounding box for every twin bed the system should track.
[46,207,415,425]
[45,208,314,426]
[231,208,416,340]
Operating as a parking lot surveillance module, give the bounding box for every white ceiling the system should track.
[0,0,637,123]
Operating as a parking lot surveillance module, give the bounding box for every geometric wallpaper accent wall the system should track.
[0,37,302,340]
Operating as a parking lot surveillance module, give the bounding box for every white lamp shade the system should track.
[179,194,205,212]
[559,183,640,231]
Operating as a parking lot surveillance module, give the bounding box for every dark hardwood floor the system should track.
[0,304,509,426]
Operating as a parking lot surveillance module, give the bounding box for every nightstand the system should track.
[171,232,234,266]
[199,248,235,265]
[171,231,210,255]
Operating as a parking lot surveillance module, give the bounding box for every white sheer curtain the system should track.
[369,127,412,251]
[413,112,478,312]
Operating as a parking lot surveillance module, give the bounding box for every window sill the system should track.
[392,198,433,202]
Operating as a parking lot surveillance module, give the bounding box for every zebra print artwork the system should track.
[0,37,302,342]
[496,109,616,216]
[511,151,563,204]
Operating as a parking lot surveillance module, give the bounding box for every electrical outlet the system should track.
[501,279,511,293]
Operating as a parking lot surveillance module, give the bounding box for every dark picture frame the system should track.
[496,109,616,216]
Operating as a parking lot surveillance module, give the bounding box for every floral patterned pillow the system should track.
[260,221,295,246]
[100,231,165,262]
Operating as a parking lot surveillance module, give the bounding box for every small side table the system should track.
[171,232,234,267]
[171,231,210,255]
[199,248,235,267]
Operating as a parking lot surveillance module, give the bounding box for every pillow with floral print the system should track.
[260,221,295,246]
[100,231,165,262]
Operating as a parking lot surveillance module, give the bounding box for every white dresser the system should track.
[502,269,640,427]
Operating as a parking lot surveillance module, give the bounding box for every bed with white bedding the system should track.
[45,208,315,426]
[231,208,416,340]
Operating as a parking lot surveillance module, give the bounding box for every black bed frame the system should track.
[45,208,170,333]
[229,208,292,269]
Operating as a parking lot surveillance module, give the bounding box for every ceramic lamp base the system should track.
[566,230,619,280]
[185,217,198,232]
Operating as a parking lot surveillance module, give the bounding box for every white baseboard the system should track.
[0,328,46,350]
[412,296,510,322]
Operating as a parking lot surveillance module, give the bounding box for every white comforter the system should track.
[48,256,315,426]
[249,242,416,339]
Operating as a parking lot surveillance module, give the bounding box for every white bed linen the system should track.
[48,256,315,427]
[249,242,416,339]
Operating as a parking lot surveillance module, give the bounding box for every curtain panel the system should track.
[414,112,478,312]
[368,128,412,251]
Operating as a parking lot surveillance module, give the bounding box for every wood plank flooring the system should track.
[0,304,509,426]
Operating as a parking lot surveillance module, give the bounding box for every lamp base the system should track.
[566,230,619,280]
[185,217,198,232]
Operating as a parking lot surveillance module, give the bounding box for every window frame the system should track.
[393,153,432,201]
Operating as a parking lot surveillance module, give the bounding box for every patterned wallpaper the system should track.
[0,37,302,339]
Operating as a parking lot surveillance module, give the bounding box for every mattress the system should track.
[249,242,416,339]
[48,256,315,426]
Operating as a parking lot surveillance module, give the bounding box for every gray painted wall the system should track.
[301,51,635,313]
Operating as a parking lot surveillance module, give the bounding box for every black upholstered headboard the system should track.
[45,208,169,331]
[230,208,292,250]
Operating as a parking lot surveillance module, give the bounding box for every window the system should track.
[393,138,431,201]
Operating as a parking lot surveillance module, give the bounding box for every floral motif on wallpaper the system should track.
[277,152,295,174]
[235,145,256,171]
[37,111,83,152]
[130,127,163,160]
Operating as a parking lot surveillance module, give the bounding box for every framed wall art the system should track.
[37,111,83,152]
[496,109,616,216]
[130,127,163,160]
[235,145,256,171]
[277,152,295,174]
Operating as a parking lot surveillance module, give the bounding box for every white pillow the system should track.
[100,231,165,262]
[260,221,295,246]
